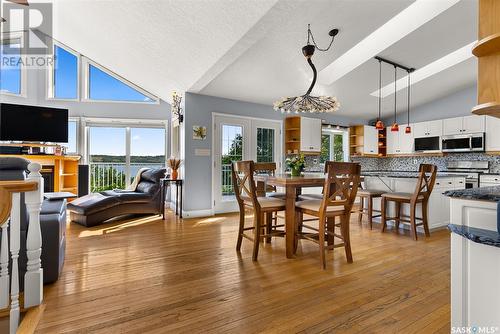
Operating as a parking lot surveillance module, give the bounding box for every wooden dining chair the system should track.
[253,162,286,199]
[295,162,361,269]
[232,161,286,261]
[380,164,437,240]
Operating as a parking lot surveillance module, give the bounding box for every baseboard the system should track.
[181,208,214,218]
[17,303,45,334]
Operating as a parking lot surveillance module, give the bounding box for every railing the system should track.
[221,164,234,196]
[0,163,44,334]
[89,162,165,192]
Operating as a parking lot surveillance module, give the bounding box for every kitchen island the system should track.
[444,187,500,330]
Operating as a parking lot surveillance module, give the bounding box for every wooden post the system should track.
[9,193,21,334]
[0,216,9,309]
[23,162,44,308]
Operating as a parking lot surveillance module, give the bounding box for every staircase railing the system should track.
[0,163,44,334]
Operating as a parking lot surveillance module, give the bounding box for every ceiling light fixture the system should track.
[375,59,384,130]
[274,24,340,114]
[371,41,476,98]
[405,71,412,134]
[391,65,399,132]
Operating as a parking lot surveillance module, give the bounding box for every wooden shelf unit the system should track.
[472,0,500,118]
[285,116,301,155]
[377,128,387,157]
[349,125,364,157]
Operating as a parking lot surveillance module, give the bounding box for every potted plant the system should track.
[286,154,305,177]
[167,157,181,180]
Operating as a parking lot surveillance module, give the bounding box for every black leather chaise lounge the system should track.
[67,168,166,227]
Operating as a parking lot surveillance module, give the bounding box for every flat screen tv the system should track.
[0,103,68,143]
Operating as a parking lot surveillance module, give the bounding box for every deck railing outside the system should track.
[89,162,165,192]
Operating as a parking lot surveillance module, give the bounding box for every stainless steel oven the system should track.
[441,133,485,153]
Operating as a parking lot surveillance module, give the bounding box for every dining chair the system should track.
[253,162,286,199]
[354,186,384,230]
[294,161,361,269]
[232,160,286,261]
[380,164,437,240]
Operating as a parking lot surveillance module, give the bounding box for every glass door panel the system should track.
[256,128,275,162]
[221,124,243,199]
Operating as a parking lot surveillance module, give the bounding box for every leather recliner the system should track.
[67,168,166,227]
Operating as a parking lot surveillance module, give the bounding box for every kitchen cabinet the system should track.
[480,174,500,187]
[387,127,414,154]
[413,120,443,138]
[363,126,379,155]
[300,117,322,152]
[443,115,485,135]
[485,115,500,151]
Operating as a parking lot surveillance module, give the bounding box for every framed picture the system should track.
[193,125,207,140]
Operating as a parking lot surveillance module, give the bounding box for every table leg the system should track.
[161,181,165,220]
[180,182,183,218]
[285,185,296,259]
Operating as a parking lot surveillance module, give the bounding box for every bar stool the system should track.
[356,189,384,229]
[380,164,437,240]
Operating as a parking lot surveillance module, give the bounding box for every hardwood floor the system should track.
[36,211,450,333]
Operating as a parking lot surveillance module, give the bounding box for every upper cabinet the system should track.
[349,125,379,157]
[486,116,500,151]
[363,126,379,155]
[284,116,322,155]
[300,117,322,152]
[443,115,485,135]
[387,127,414,155]
[413,120,443,138]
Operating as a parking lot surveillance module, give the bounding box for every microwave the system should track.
[441,133,485,153]
[414,136,440,152]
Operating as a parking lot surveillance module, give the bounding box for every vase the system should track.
[290,167,301,177]
[171,169,178,180]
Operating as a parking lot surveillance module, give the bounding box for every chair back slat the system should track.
[320,162,361,214]
[231,161,259,208]
[413,164,437,201]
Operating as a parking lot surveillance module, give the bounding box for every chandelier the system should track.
[274,24,340,114]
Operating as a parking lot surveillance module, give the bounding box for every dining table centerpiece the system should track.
[286,154,305,177]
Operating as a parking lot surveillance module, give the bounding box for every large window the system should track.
[0,40,22,95]
[53,45,78,99]
[62,120,78,154]
[88,64,155,103]
[321,130,346,163]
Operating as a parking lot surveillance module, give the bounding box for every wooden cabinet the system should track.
[349,125,379,157]
[387,127,414,155]
[443,115,485,135]
[413,120,443,138]
[285,116,321,155]
[485,115,500,151]
[363,126,378,155]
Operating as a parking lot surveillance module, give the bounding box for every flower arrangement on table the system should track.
[286,154,305,177]
[167,157,182,180]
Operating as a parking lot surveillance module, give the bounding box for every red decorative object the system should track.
[405,126,412,134]
[375,120,384,130]
[391,122,399,132]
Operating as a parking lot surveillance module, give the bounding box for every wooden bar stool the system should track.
[294,162,361,269]
[254,162,286,199]
[380,164,437,240]
[232,161,286,261]
[355,188,384,229]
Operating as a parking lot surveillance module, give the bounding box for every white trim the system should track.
[0,34,27,98]
[46,42,80,101]
[181,208,215,218]
[81,57,159,104]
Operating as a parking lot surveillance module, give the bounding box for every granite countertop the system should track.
[443,185,500,202]
[448,224,500,248]
[360,170,468,178]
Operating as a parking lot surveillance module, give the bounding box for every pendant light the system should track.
[405,70,412,134]
[390,65,399,132]
[375,59,384,130]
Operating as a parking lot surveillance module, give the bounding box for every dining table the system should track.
[254,173,326,258]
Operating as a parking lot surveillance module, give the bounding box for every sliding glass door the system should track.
[88,123,166,192]
[213,115,282,213]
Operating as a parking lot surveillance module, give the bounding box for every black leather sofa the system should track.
[0,157,66,286]
[67,168,166,227]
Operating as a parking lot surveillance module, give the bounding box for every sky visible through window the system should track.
[54,45,78,99]
[0,42,21,94]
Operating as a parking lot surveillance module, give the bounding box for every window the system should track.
[88,64,155,103]
[62,120,78,154]
[0,40,22,95]
[256,128,275,162]
[53,45,78,99]
[321,130,346,162]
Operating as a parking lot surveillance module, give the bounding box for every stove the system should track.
[444,161,489,188]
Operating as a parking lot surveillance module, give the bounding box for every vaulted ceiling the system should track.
[50,0,477,120]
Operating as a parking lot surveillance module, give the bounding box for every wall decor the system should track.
[192,126,207,140]
[171,91,183,124]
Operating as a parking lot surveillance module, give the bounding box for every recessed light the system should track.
[319,0,460,85]
[370,41,476,98]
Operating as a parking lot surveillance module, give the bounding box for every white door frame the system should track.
[212,113,283,214]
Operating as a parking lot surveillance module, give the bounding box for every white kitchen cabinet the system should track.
[413,120,443,138]
[486,115,500,151]
[362,125,379,155]
[300,117,322,152]
[387,127,414,154]
[443,115,485,135]
[480,174,500,187]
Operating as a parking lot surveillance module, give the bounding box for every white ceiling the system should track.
[49,0,478,120]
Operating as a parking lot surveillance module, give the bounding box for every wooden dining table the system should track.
[254,173,326,258]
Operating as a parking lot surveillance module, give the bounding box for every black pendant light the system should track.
[405,71,412,134]
[391,65,399,132]
[375,59,384,130]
